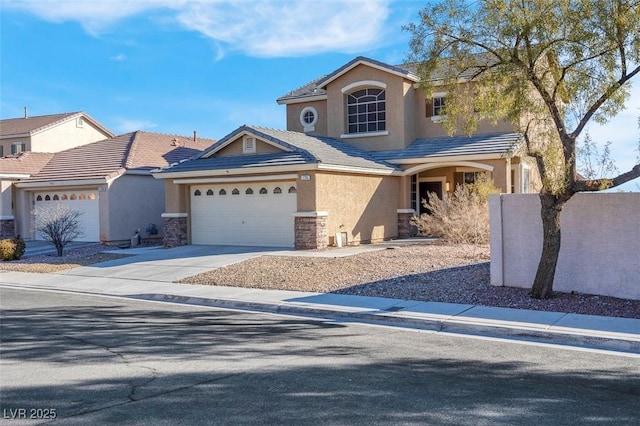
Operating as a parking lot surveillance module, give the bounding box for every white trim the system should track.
[173,174,299,185]
[403,161,495,176]
[392,155,506,167]
[161,212,188,218]
[0,215,15,220]
[202,130,293,158]
[396,209,415,214]
[340,130,389,139]
[276,94,327,105]
[15,178,108,188]
[317,163,399,176]
[293,211,328,217]
[300,106,318,132]
[0,174,31,179]
[430,116,445,123]
[341,80,387,94]
[319,59,419,88]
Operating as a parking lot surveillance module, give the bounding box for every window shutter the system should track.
[425,100,433,117]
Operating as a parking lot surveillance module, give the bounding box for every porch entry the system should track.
[418,181,443,214]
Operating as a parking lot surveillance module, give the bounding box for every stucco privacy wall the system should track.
[489,193,640,300]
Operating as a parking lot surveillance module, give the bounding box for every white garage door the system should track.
[34,190,100,242]
[191,182,296,247]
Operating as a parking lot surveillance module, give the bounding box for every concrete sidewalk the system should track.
[1,266,639,354]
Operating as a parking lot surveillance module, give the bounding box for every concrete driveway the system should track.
[57,244,298,282]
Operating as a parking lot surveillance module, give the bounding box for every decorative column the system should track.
[397,209,416,238]
[293,211,328,250]
[161,213,188,248]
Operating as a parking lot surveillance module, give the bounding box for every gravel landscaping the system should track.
[2,241,638,319]
[181,242,640,320]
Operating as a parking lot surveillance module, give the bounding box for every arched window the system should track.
[259,187,268,194]
[52,194,59,201]
[79,193,86,200]
[61,194,68,200]
[36,195,43,201]
[219,189,227,195]
[273,187,282,194]
[206,189,214,196]
[288,186,297,194]
[194,189,201,196]
[232,188,240,195]
[70,194,77,200]
[347,88,386,134]
[88,193,96,200]
[245,188,254,195]
[45,195,50,201]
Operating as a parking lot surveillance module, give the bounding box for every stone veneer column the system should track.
[293,211,328,250]
[0,217,15,239]
[161,213,188,248]
[397,209,416,239]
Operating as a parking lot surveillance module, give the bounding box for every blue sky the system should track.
[1,0,638,190]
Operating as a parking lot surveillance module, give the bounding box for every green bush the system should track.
[0,236,26,261]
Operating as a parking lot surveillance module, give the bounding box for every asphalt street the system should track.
[1,287,639,425]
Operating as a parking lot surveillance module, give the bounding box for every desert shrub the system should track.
[0,236,26,261]
[34,205,84,256]
[411,174,499,245]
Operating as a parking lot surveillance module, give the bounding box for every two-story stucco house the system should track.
[155,57,538,249]
[0,112,115,237]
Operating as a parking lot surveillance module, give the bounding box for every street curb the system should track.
[3,283,638,355]
[128,292,640,355]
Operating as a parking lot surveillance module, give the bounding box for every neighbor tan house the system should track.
[11,131,212,243]
[155,56,538,249]
[0,112,115,238]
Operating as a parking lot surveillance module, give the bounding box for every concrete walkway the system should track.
[2,242,639,354]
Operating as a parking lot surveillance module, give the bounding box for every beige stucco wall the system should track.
[106,174,165,242]
[313,172,398,244]
[285,100,328,135]
[490,193,640,300]
[0,180,14,218]
[325,64,410,151]
[215,138,284,156]
[30,119,111,152]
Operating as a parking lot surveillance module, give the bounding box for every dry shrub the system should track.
[0,236,26,261]
[411,175,499,245]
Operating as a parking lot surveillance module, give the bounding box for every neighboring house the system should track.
[12,131,212,243]
[0,111,115,238]
[155,56,539,249]
[0,111,114,156]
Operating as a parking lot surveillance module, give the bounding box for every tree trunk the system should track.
[530,193,568,299]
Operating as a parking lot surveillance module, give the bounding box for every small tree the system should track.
[34,204,84,256]
[406,0,640,298]
[412,174,500,245]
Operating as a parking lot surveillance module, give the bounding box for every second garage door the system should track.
[34,190,100,242]
[191,182,297,247]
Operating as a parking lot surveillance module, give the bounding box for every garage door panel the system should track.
[191,183,296,247]
[34,191,100,242]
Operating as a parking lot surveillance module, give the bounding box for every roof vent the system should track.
[24,106,28,119]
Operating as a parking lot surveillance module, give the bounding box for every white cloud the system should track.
[111,117,158,134]
[4,0,393,57]
[109,53,127,61]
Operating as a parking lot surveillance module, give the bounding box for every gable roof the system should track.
[0,112,114,139]
[156,125,398,176]
[0,152,55,177]
[17,131,213,185]
[277,56,419,105]
[372,132,523,163]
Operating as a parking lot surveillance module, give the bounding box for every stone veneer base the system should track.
[0,219,15,239]
[294,215,328,250]
[163,216,188,248]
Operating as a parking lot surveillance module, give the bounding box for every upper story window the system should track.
[300,106,318,132]
[76,117,85,128]
[11,142,26,155]
[427,92,447,122]
[346,88,386,134]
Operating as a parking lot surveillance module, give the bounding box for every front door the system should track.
[418,181,443,214]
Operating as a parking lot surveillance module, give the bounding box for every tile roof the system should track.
[0,112,114,138]
[20,131,213,184]
[0,152,55,176]
[372,132,522,161]
[160,125,398,174]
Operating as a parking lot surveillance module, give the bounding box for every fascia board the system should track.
[276,94,327,105]
[173,173,299,185]
[15,178,108,188]
[0,174,31,179]
[154,164,319,180]
[316,164,400,176]
[319,60,419,88]
[386,153,510,164]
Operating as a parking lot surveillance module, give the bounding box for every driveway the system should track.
[56,244,298,282]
